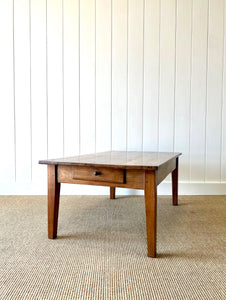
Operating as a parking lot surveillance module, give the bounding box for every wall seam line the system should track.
[173,0,178,153]
[189,0,194,183]
[94,0,96,153]
[142,0,145,152]
[157,0,161,152]
[29,0,32,181]
[13,0,16,182]
[126,0,129,151]
[46,0,49,159]
[204,0,210,183]
[78,0,81,155]
[62,0,65,157]
[111,0,113,151]
[220,0,226,183]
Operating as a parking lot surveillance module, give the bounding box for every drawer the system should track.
[58,165,126,184]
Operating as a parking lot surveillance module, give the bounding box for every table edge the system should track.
[39,153,181,170]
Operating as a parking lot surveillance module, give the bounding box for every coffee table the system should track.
[39,151,181,257]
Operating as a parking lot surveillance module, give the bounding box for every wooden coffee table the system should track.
[39,151,181,258]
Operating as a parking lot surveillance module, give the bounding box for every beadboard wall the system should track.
[0,0,226,195]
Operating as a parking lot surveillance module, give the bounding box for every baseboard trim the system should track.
[0,182,225,195]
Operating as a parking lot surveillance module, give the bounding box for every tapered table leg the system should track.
[110,187,115,199]
[144,170,157,258]
[48,165,61,239]
[172,157,179,206]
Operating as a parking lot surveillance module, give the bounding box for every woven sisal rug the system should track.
[0,195,225,299]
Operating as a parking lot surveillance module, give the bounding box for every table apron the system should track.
[156,158,177,185]
[57,165,145,189]
[57,159,177,190]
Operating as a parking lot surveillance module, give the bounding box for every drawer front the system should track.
[58,165,125,184]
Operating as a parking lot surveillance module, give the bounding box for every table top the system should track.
[39,151,181,170]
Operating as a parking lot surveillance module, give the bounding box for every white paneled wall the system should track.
[0,0,226,195]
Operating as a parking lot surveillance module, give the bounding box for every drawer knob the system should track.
[93,170,101,176]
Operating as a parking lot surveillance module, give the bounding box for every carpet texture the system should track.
[0,195,225,299]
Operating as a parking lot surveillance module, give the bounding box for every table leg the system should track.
[48,165,61,239]
[172,157,179,206]
[110,187,115,199]
[144,170,157,258]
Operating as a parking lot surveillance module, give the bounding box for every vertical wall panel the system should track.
[1,1,226,194]
[47,0,64,158]
[190,0,209,182]
[0,0,15,182]
[14,0,31,182]
[222,100,226,181]
[158,0,176,152]
[206,0,224,182]
[31,0,47,182]
[143,0,160,152]
[127,0,144,151]
[64,0,80,157]
[222,1,226,183]
[80,0,95,154]
[96,0,111,152]
[112,0,127,151]
[174,0,192,181]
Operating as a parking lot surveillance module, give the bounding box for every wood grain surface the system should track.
[39,151,181,170]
